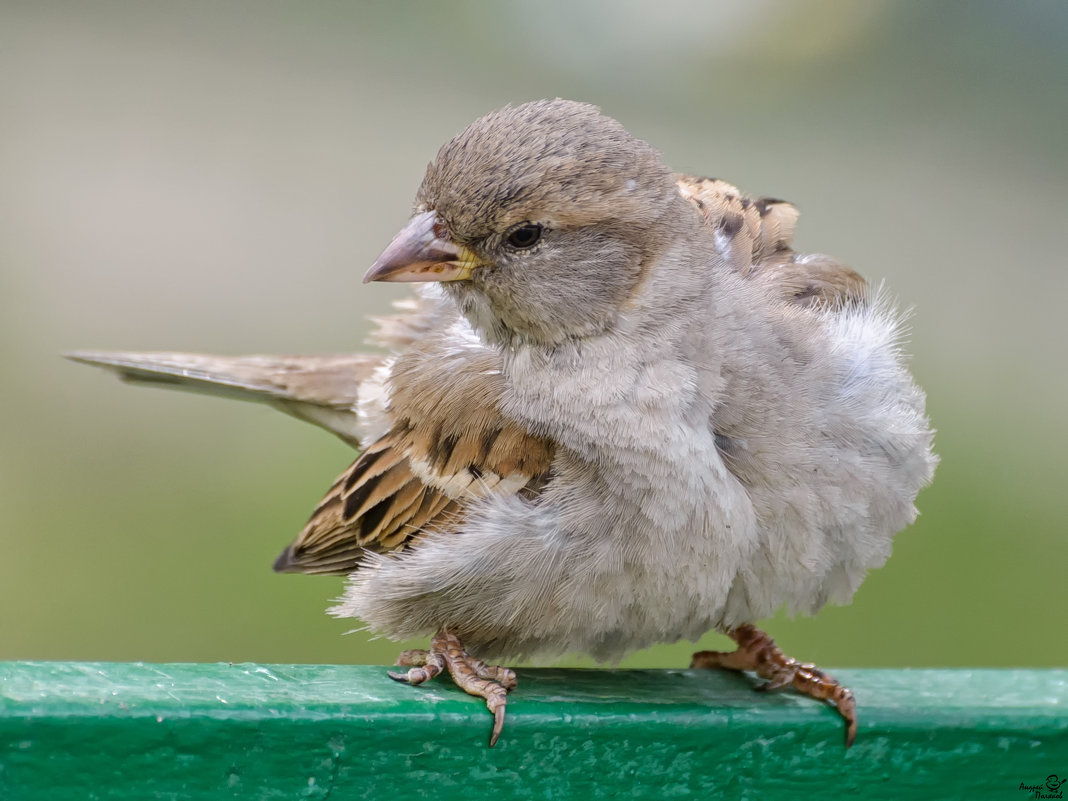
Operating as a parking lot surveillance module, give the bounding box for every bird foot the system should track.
[388,629,517,746]
[690,623,857,747]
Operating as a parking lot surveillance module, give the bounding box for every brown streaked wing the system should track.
[274,350,555,577]
[676,175,867,309]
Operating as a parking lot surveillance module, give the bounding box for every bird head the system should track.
[364,100,690,347]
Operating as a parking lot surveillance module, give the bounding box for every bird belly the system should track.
[330,435,760,662]
[332,346,765,662]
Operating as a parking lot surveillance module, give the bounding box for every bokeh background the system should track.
[2,1,1066,669]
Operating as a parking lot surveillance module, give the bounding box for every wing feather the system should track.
[274,343,555,576]
[676,175,867,309]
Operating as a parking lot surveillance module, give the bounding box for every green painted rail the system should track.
[1,662,1065,800]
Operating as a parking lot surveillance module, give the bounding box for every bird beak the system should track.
[363,210,482,283]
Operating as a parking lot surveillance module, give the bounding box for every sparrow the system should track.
[70,99,937,748]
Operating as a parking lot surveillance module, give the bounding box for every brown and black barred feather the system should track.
[273,431,460,575]
[274,347,555,576]
[675,175,868,309]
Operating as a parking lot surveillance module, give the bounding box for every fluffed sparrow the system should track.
[71,99,937,748]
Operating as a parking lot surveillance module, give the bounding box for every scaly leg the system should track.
[388,629,517,746]
[691,624,858,747]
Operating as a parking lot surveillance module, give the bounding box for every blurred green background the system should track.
[2,1,1066,670]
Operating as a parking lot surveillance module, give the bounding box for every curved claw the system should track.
[837,687,858,748]
[489,704,506,748]
[386,655,442,686]
[845,715,858,748]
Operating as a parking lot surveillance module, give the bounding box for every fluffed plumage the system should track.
[71,99,936,748]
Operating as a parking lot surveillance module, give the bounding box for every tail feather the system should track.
[66,351,383,447]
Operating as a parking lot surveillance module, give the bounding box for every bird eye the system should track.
[505,223,543,250]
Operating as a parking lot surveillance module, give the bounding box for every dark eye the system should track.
[506,223,543,249]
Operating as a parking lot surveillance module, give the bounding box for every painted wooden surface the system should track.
[1,662,1065,800]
